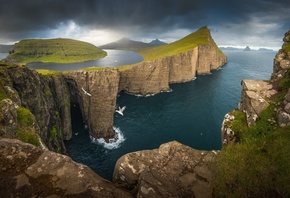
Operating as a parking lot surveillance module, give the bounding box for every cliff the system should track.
[64,69,119,139]
[217,30,290,197]
[119,27,227,95]
[0,63,71,152]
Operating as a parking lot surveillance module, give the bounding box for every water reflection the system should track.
[27,50,143,71]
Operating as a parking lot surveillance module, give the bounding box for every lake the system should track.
[64,50,277,181]
[0,53,8,60]
[27,50,143,70]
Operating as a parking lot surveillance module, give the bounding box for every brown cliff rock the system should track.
[119,35,227,95]
[113,141,217,198]
[119,59,171,95]
[168,48,198,83]
[238,80,277,126]
[65,69,120,139]
[197,40,227,74]
[0,138,133,197]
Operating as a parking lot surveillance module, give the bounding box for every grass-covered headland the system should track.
[7,38,107,64]
[136,26,212,61]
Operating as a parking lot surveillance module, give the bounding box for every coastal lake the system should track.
[0,53,8,60]
[27,50,143,70]
[63,50,277,181]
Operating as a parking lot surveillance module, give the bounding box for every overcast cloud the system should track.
[0,0,289,49]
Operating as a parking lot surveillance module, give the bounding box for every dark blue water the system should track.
[27,50,143,70]
[65,50,276,181]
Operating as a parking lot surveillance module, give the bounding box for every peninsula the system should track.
[6,38,107,64]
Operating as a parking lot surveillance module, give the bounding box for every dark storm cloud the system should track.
[0,0,289,47]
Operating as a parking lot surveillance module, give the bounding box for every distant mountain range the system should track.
[99,38,167,50]
[220,46,274,52]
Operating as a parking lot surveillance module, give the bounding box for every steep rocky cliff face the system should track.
[119,37,227,95]
[64,69,120,139]
[0,64,71,152]
[0,138,133,197]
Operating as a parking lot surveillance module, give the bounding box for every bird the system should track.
[81,87,91,96]
[116,106,126,116]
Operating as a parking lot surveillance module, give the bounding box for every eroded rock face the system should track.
[119,39,227,95]
[1,66,71,153]
[0,99,18,138]
[113,141,217,198]
[238,80,277,126]
[221,112,239,145]
[119,59,171,95]
[64,69,120,139]
[0,138,133,197]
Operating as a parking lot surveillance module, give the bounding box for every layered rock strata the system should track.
[119,40,227,95]
[0,138,133,197]
[0,65,71,152]
[238,80,277,126]
[113,141,218,198]
[64,69,120,139]
[271,30,290,126]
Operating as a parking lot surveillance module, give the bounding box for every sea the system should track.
[64,50,276,181]
[1,50,277,181]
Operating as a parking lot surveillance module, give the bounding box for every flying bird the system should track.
[116,106,126,116]
[81,87,91,96]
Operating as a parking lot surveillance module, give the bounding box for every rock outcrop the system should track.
[271,29,290,126]
[65,69,120,139]
[238,80,277,126]
[113,141,218,198]
[0,138,133,197]
[0,64,71,153]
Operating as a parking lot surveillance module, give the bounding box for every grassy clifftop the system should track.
[137,26,212,61]
[7,38,107,64]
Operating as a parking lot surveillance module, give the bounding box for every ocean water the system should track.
[27,50,143,70]
[64,50,276,181]
[0,53,8,60]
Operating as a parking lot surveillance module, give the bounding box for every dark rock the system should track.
[0,138,133,197]
[243,46,251,51]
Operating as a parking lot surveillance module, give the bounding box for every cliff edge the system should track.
[218,30,290,197]
[119,27,227,95]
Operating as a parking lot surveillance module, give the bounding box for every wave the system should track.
[90,127,126,149]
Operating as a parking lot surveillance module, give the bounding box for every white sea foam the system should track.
[91,127,125,149]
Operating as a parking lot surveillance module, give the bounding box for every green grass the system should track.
[136,26,211,61]
[36,69,60,76]
[82,67,106,71]
[282,42,290,52]
[7,38,107,64]
[213,104,290,197]
[16,107,40,146]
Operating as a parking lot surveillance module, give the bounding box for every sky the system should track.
[0,0,289,50]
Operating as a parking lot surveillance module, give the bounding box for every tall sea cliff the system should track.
[1,27,226,146]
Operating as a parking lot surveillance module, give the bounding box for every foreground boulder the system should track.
[0,138,133,197]
[113,141,217,198]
